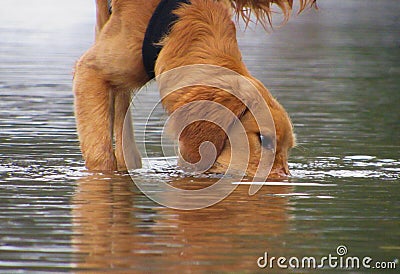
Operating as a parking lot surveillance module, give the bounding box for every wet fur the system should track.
[73,0,315,176]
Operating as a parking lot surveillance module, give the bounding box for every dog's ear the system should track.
[162,86,247,172]
[178,119,228,171]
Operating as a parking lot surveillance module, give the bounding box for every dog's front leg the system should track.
[73,60,117,171]
[113,90,142,171]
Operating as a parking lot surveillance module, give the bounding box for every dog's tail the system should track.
[228,0,317,27]
[95,0,111,38]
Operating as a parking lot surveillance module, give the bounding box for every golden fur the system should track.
[73,0,315,177]
[228,0,317,27]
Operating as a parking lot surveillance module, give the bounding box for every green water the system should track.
[0,0,399,273]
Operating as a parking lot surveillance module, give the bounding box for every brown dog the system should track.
[73,0,316,177]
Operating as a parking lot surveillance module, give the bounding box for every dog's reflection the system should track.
[72,174,292,272]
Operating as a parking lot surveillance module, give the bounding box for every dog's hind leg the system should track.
[113,90,142,171]
[73,60,117,171]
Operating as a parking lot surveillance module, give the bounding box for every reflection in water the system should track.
[72,173,292,272]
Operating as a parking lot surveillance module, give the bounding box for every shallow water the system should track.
[1,0,399,273]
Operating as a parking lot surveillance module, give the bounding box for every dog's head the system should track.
[208,78,296,178]
[161,74,295,179]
